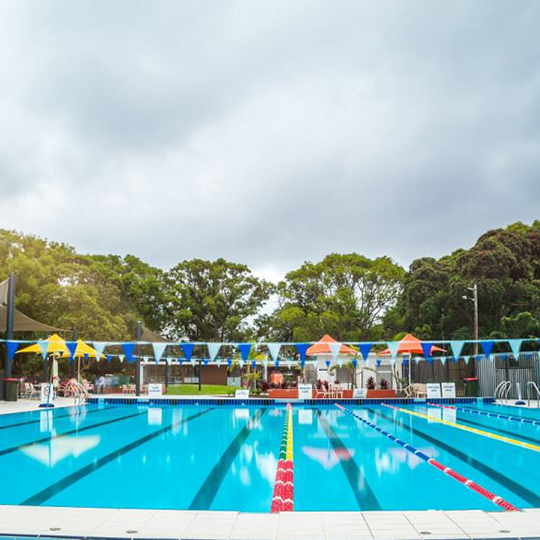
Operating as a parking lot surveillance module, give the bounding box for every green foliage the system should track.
[166,384,240,395]
[163,258,274,341]
[262,253,405,341]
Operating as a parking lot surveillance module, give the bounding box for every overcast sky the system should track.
[0,0,539,282]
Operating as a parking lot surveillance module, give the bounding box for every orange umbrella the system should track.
[380,333,446,355]
[307,334,357,356]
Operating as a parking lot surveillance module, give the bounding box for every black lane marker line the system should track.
[0,406,119,431]
[366,408,540,507]
[454,415,540,446]
[316,410,381,511]
[21,408,214,506]
[0,410,147,458]
[188,409,266,510]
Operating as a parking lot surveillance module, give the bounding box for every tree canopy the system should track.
[1,221,540,343]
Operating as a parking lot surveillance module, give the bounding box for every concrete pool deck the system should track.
[0,506,539,539]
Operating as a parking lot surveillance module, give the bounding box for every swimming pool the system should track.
[0,400,539,512]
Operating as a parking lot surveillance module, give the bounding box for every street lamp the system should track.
[462,284,479,356]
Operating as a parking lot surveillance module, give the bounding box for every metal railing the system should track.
[494,380,511,403]
[527,381,540,408]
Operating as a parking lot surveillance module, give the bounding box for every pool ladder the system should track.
[72,382,88,406]
[527,381,540,409]
[494,380,511,404]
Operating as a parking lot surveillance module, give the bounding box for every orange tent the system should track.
[380,333,446,356]
[306,334,357,356]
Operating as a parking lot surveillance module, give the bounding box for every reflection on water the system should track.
[148,407,162,426]
[22,436,101,466]
[302,445,355,470]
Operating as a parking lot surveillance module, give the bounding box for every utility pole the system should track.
[5,273,15,378]
[135,321,142,396]
[463,284,479,356]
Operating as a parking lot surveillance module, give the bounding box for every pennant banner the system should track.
[207,343,222,362]
[6,341,19,361]
[329,341,341,362]
[238,343,252,362]
[359,342,373,361]
[449,340,466,358]
[386,341,400,361]
[481,341,494,359]
[181,343,194,362]
[153,343,168,363]
[507,339,523,358]
[66,341,78,359]
[38,340,49,360]
[93,342,107,357]
[267,343,282,362]
[122,343,136,363]
[295,343,310,362]
[421,342,433,358]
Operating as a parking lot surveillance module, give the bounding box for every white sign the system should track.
[148,383,163,398]
[353,388,368,399]
[426,383,442,399]
[441,382,456,398]
[40,383,54,405]
[298,384,313,399]
[235,389,250,399]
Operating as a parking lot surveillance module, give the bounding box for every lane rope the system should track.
[335,403,519,512]
[427,402,540,427]
[271,403,294,512]
[382,403,540,453]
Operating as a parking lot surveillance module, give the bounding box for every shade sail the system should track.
[380,333,446,355]
[0,305,63,333]
[306,334,357,356]
[141,326,170,342]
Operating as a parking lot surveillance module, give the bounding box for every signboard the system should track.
[298,384,313,400]
[441,382,456,399]
[353,388,368,399]
[148,383,163,398]
[40,383,54,406]
[426,383,441,399]
[235,389,250,399]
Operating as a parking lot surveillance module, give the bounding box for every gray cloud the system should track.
[0,0,539,282]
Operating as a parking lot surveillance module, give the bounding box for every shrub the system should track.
[379,378,389,389]
[366,376,376,389]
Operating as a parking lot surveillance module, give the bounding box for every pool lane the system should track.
[368,407,540,508]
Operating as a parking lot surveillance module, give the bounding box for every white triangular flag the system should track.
[153,343,168,363]
[207,343,222,362]
[329,341,342,362]
[507,339,523,358]
[267,343,282,362]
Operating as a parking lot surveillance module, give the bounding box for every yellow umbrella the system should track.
[17,333,69,356]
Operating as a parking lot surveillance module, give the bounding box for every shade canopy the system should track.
[17,333,69,356]
[306,334,357,356]
[60,339,104,359]
[141,326,170,342]
[0,305,63,333]
[380,333,446,355]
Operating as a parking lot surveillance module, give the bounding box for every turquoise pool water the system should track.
[0,401,539,512]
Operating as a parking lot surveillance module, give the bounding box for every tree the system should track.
[264,253,405,341]
[163,258,274,341]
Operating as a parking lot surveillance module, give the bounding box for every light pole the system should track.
[462,284,479,356]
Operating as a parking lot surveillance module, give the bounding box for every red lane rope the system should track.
[271,403,294,512]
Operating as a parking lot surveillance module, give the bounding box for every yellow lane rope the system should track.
[382,403,540,453]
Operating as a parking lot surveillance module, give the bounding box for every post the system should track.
[135,321,142,396]
[164,359,169,390]
[473,284,479,356]
[198,359,202,391]
[71,328,78,378]
[4,273,15,377]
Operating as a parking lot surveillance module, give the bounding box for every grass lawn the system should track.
[165,384,240,396]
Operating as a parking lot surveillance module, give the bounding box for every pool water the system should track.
[0,401,539,512]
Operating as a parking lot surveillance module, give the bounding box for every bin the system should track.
[4,378,19,401]
[463,377,479,397]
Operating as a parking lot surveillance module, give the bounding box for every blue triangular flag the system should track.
[238,343,252,361]
[421,342,433,358]
[122,343,136,362]
[6,340,19,361]
[66,341,78,359]
[251,360,256,369]
[481,340,494,358]
[106,355,112,362]
[449,340,466,358]
[203,359,209,366]
[227,358,232,367]
[325,360,331,368]
[403,359,409,367]
[181,343,194,362]
[207,343,221,362]
[376,358,382,367]
[267,343,282,362]
[359,343,373,360]
[507,339,523,358]
[452,355,458,363]
[38,340,49,359]
[275,360,280,368]
[295,343,309,362]
[153,343,168,363]
[352,359,358,368]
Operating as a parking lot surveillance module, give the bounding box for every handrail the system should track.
[504,381,512,400]
[71,381,88,405]
[527,382,540,408]
[495,380,510,403]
